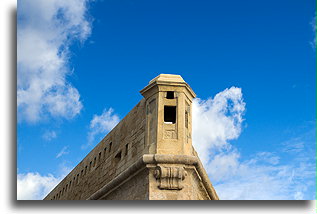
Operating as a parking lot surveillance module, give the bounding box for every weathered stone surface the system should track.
[44,74,219,200]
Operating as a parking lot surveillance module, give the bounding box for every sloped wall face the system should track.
[100,168,149,200]
[44,99,147,200]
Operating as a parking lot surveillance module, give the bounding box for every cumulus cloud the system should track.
[56,146,69,158]
[192,87,245,164]
[84,108,120,149]
[17,172,60,200]
[17,0,92,122]
[192,87,315,199]
[17,164,72,200]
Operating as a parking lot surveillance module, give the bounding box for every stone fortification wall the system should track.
[44,99,147,200]
[44,74,219,200]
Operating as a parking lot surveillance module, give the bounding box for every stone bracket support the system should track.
[154,165,187,190]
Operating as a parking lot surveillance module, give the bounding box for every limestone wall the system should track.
[100,168,149,200]
[44,99,147,200]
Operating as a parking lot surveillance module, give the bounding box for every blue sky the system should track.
[17,0,315,200]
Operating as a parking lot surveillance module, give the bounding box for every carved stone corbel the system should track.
[154,165,187,190]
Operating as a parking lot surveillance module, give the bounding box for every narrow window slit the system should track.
[114,151,122,163]
[125,144,128,156]
[109,142,112,152]
[93,157,96,167]
[185,111,189,128]
[104,147,107,158]
[166,91,174,99]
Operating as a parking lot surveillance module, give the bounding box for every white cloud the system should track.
[17,164,72,200]
[42,130,57,141]
[17,0,92,122]
[253,152,280,165]
[192,87,315,200]
[192,86,245,164]
[84,108,120,149]
[56,146,69,158]
[213,151,315,200]
[17,172,60,200]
